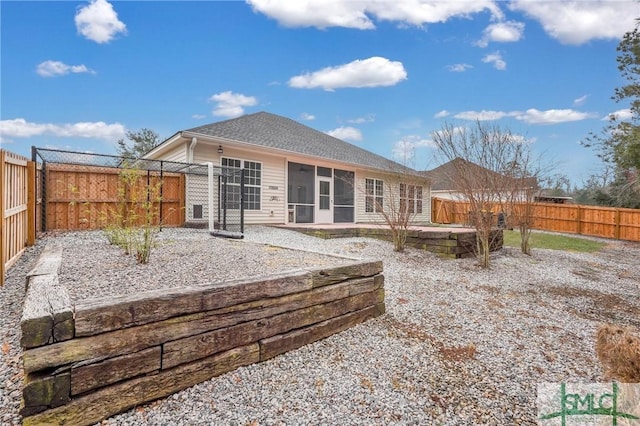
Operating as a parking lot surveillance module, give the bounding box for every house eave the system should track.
[181,130,424,178]
[144,132,183,159]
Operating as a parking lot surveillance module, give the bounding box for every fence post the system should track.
[178,173,186,225]
[576,205,582,235]
[240,169,245,234]
[27,161,36,245]
[0,150,5,286]
[217,175,221,229]
[41,159,47,232]
[159,161,164,226]
[207,162,214,233]
[614,208,621,240]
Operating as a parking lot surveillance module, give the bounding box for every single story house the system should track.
[144,111,431,226]
[423,158,538,202]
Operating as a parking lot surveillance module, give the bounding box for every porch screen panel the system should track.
[334,169,354,223]
[288,162,315,223]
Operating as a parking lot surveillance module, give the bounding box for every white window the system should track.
[365,178,384,213]
[221,157,262,210]
[400,183,423,214]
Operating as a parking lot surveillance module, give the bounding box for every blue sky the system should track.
[1,1,638,185]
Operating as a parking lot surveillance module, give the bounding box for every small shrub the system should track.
[97,163,164,263]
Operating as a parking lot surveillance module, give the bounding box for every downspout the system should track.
[188,137,197,163]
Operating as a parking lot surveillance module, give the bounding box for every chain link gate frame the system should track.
[32,147,244,235]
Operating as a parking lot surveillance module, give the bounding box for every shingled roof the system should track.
[423,158,538,191]
[183,112,414,174]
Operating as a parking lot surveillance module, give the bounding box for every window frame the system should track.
[221,157,262,211]
[365,178,384,213]
[400,183,423,214]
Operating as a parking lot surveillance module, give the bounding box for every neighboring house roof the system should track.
[423,158,538,191]
[156,111,419,175]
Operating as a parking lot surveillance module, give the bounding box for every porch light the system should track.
[217,145,224,154]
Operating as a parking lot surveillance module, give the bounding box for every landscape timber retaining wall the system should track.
[285,226,503,259]
[19,246,385,426]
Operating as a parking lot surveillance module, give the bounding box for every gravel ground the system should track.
[0,226,639,425]
[54,229,356,301]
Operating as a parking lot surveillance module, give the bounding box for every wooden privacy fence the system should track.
[44,164,185,230]
[432,197,640,242]
[1,148,189,285]
[1,150,37,286]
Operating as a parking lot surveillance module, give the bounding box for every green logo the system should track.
[539,382,640,425]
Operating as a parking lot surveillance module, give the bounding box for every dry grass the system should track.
[596,323,640,382]
[385,317,477,362]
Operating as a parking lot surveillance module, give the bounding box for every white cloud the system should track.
[325,126,363,142]
[365,0,503,27]
[289,57,407,91]
[431,126,465,142]
[510,134,537,145]
[603,108,633,121]
[451,108,596,124]
[247,0,502,29]
[509,0,637,45]
[454,110,514,121]
[482,52,506,70]
[392,135,436,161]
[192,114,206,120]
[248,0,375,29]
[0,118,126,140]
[446,63,473,72]
[75,0,127,44]
[0,119,48,138]
[36,60,95,77]
[347,114,375,124]
[515,108,596,124]
[300,112,316,121]
[208,91,258,118]
[475,21,525,47]
[434,110,450,118]
[573,95,589,106]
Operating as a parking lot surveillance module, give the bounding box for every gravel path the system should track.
[1,226,638,425]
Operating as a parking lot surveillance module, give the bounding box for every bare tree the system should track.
[365,173,426,252]
[349,148,428,252]
[431,121,536,267]
[502,151,544,255]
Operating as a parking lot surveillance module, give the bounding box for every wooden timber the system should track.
[162,289,384,369]
[21,269,73,349]
[20,248,385,426]
[70,346,162,396]
[260,304,384,360]
[74,261,382,337]
[23,344,260,426]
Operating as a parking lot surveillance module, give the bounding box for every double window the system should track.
[400,183,423,214]
[365,178,384,213]
[221,157,262,210]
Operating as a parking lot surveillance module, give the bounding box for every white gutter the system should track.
[188,137,198,163]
